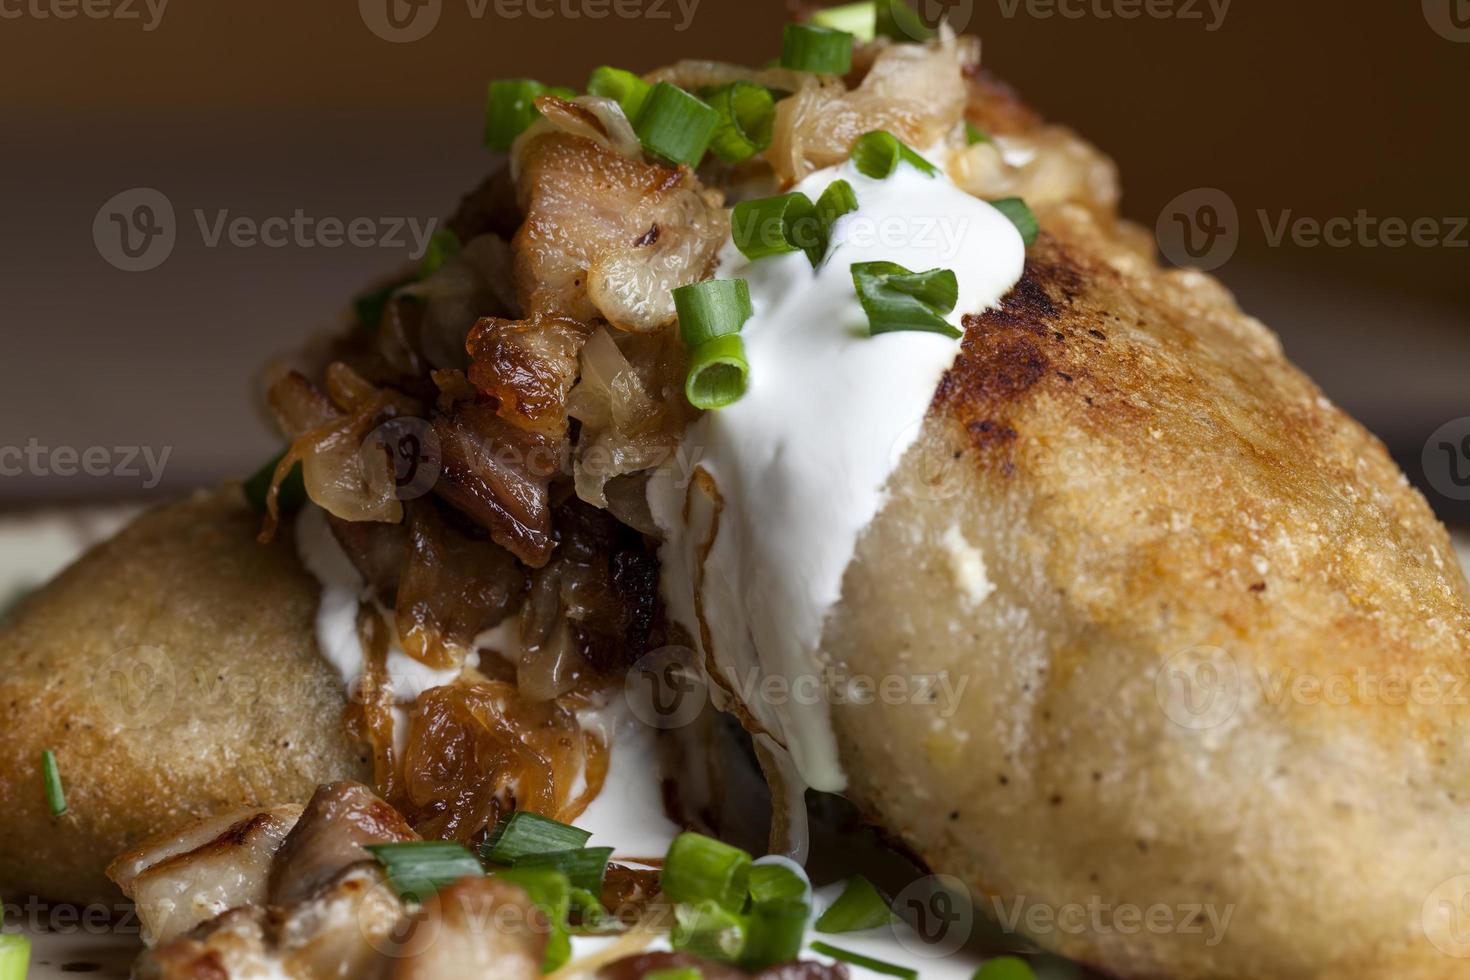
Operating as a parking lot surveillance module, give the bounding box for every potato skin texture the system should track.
[0,488,370,905]
[825,205,1470,980]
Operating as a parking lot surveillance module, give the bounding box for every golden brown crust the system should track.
[0,488,370,905]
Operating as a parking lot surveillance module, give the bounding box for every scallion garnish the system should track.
[811,179,859,263]
[674,279,752,347]
[645,970,703,980]
[496,868,574,972]
[418,228,461,278]
[851,261,960,338]
[684,332,750,410]
[708,82,776,164]
[635,82,721,168]
[485,79,549,152]
[748,863,810,905]
[483,811,592,864]
[365,841,484,904]
[662,832,754,911]
[0,935,30,980]
[810,941,918,980]
[732,193,819,261]
[781,23,855,75]
[42,750,65,817]
[815,875,892,932]
[672,900,748,963]
[876,0,934,42]
[354,277,415,331]
[740,897,810,970]
[243,451,306,515]
[587,66,651,122]
[511,846,613,894]
[966,122,991,145]
[810,1,878,42]
[850,130,939,179]
[990,197,1040,247]
[974,956,1039,980]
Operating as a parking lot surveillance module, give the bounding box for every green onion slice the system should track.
[684,334,751,411]
[708,82,776,164]
[974,955,1039,980]
[781,23,855,75]
[244,451,306,516]
[810,1,878,42]
[811,941,918,980]
[852,261,961,338]
[365,841,484,904]
[740,897,811,971]
[418,228,460,279]
[850,130,939,179]
[587,66,651,122]
[485,79,548,152]
[0,934,31,980]
[483,811,592,864]
[673,279,753,348]
[732,193,820,261]
[662,832,754,911]
[811,179,859,264]
[511,846,613,895]
[635,82,720,168]
[990,197,1040,247]
[748,862,810,905]
[815,875,892,932]
[966,123,991,145]
[645,970,703,980]
[496,868,574,972]
[672,900,748,963]
[876,0,935,42]
[42,750,65,817]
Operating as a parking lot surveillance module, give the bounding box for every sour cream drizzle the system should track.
[649,148,1026,792]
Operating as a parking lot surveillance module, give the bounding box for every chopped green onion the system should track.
[674,279,753,347]
[483,811,592,864]
[511,847,613,894]
[672,900,747,963]
[748,863,809,905]
[850,130,939,179]
[811,941,918,980]
[990,197,1040,247]
[876,0,934,42]
[485,79,548,152]
[662,832,753,911]
[708,82,776,164]
[0,935,31,980]
[781,23,855,75]
[740,897,811,970]
[42,750,65,817]
[496,868,573,972]
[974,956,1038,980]
[243,451,306,515]
[732,193,820,261]
[966,123,991,145]
[354,276,415,331]
[810,1,878,42]
[365,841,484,904]
[810,179,859,264]
[852,261,960,338]
[587,66,651,121]
[418,228,460,278]
[645,970,703,980]
[635,82,720,168]
[684,333,750,411]
[815,875,891,932]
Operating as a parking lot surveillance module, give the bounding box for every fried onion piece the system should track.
[466,313,592,438]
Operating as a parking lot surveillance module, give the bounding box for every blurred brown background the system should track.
[2,0,1467,516]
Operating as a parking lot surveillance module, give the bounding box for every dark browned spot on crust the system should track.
[1250,582,1268,593]
[634,224,660,248]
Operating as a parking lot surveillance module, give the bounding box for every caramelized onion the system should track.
[528,94,644,160]
[465,313,591,438]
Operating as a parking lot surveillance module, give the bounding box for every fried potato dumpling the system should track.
[0,488,369,905]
